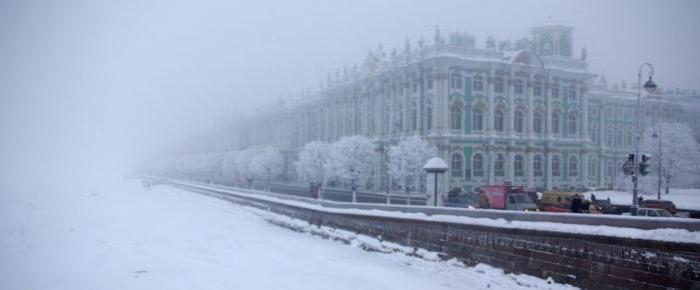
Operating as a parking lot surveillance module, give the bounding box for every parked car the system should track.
[639,199,677,215]
[622,208,673,217]
[475,185,538,211]
[590,197,630,215]
[539,191,600,213]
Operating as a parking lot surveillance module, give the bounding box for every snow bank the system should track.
[179,181,700,244]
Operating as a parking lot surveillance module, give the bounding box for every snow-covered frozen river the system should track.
[0,177,572,290]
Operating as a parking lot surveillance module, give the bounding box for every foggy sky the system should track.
[1,0,699,181]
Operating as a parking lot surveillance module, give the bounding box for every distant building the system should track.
[237,25,700,194]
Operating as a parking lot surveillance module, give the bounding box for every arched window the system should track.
[589,158,597,178]
[514,155,524,177]
[451,153,463,178]
[624,130,632,147]
[552,111,561,135]
[495,78,505,93]
[495,154,505,177]
[533,155,543,177]
[425,106,433,130]
[450,73,463,89]
[473,153,484,177]
[494,107,505,132]
[616,128,623,146]
[533,84,543,97]
[472,106,484,131]
[514,80,524,95]
[450,102,463,130]
[568,113,577,136]
[514,109,524,133]
[606,127,613,147]
[473,76,484,91]
[410,105,417,132]
[552,155,561,177]
[591,124,599,144]
[533,111,543,134]
[569,156,578,177]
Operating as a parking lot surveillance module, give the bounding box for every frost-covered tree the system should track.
[641,122,700,194]
[222,150,244,186]
[296,141,330,197]
[232,149,256,187]
[325,136,375,202]
[386,136,436,204]
[250,147,284,191]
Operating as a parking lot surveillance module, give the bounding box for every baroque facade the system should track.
[238,25,700,194]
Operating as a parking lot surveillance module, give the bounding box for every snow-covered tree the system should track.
[296,141,330,196]
[641,122,700,194]
[386,135,436,204]
[222,150,242,185]
[250,147,284,190]
[232,149,256,187]
[325,136,375,202]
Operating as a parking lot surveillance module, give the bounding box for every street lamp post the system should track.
[652,127,662,200]
[632,63,657,215]
[423,157,448,207]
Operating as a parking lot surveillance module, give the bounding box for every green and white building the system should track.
[238,25,700,194]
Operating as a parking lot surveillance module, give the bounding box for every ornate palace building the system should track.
[238,25,700,194]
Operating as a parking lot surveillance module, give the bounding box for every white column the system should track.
[487,72,495,134]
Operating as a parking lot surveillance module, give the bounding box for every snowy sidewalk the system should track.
[0,178,574,290]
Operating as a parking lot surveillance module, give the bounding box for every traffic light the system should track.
[639,154,652,176]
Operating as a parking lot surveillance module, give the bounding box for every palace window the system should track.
[533,155,544,177]
[605,161,613,177]
[410,106,417,132]
[495,154,505,177]
[533,84,543,97]
[514,109,524,133]
[589,158,597,178]
[606,128,613,147]
[450,73,463,90]
[514,155,524,177]
[473,153,484,177]
[624,130,632,147]
[551,86,560,98]
[568,113,577,136]
[495,79,505,94]
[569,156,578,177]
[425,106,433,130]
[569,85,576,101]
[494,107,505,132]
[514,80,524,95]
[552,111,561,135]
[450,101,463,130]
[552,156,561,177]
[591,124,599,144]
[451,153,464,178]
[533,111,543,134]
[472,106,484,131]
[473,76,484,91]
[427,76,434,90]
[616,129,623,146]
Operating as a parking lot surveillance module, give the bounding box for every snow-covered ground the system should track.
[0,177,573,290]
[177,180,700,244]
[585,188,700,210]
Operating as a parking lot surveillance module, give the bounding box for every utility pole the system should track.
[654,126,663,200]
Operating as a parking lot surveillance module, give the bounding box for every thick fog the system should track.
[1,0,699,184]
